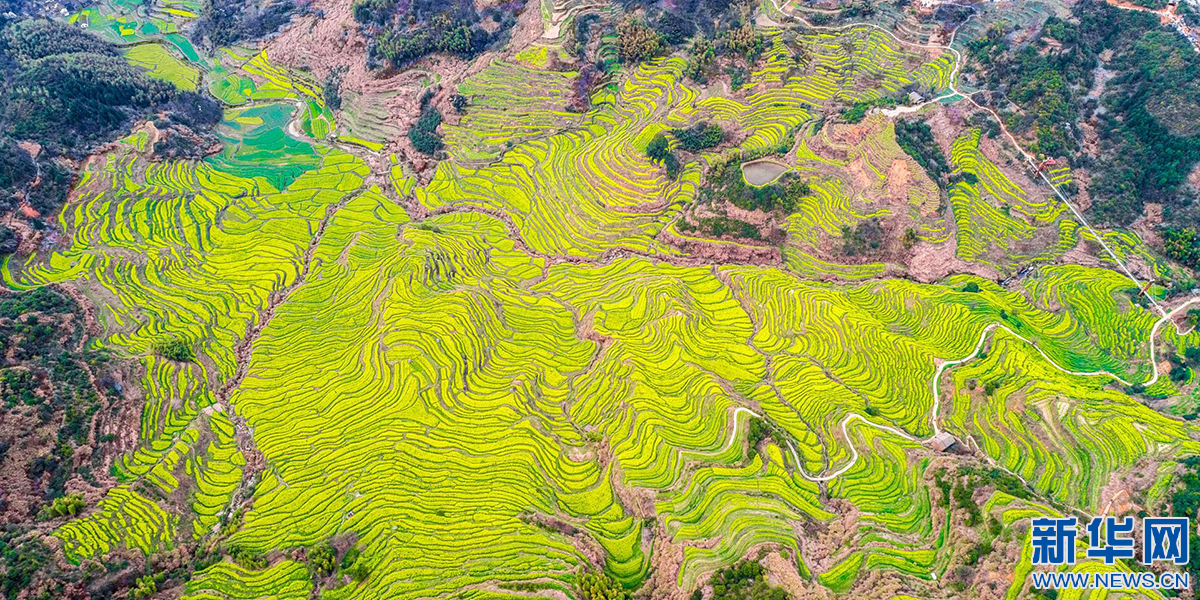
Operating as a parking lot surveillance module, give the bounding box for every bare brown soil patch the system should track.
[886,159,911,204]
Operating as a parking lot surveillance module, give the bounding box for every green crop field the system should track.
[2,0,1198,598]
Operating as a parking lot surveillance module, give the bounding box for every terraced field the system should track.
[5,1,1199,599]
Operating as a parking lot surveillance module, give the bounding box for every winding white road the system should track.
[709,295,1199,485]
[695,0,1200,484]
[774,0,1169,316]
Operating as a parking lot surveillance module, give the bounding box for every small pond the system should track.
[741,159,789,186]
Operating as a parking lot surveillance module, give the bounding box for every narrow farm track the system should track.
[775,294,1200,487]
[776,0,1166,315]
[691,3,1200,508]
[954,92,1168,317]
[34,2,1200,588]
[360,44,1175,503]
[674,2,1192,498]
[716,293,1199,502]
[410,17,1191,496]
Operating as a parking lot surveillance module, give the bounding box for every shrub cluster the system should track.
[39,493,84,518]
[841,217,885,256]
[699,160,810,213]
[0,533,51,600]
[617,18,661,64]
[154,337,194,362]
[352,0,516,68]
[376,14,490,66]
[644,131,680,178]
[678,215,761,241]
[577,572,630,600]
[1163,227,1200,270]
[672,122,724,152]
[409,106,444,156]
[840,96,898,123]
[693,560,787,600]
[308,542,337,578]
[894,118,949,182]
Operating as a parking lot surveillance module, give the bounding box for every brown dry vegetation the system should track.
[0,288,142,525]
